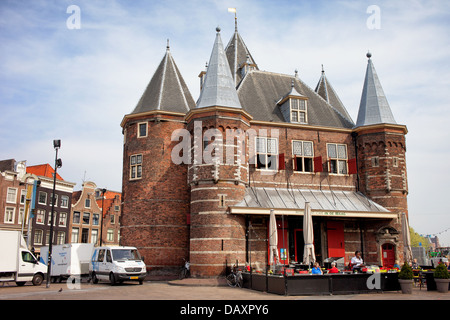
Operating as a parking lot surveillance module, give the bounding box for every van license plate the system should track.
[130,276,138,280]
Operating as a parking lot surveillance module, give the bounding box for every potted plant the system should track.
[433,263,450,293]
[398,262,414,294]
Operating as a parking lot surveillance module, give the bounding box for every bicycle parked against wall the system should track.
[226,265,243,288]
[179,259,190,280]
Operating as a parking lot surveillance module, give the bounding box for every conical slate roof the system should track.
[196,27,242,109]
[225,26,258,86]
[315,67,353,123]
[132,44,195,114]
[356,53,396,127]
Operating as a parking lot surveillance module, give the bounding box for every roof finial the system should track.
[294,69,298,78]
[321,64,325,73]
[216,26,221,33]
[166,39,170,51]
[228,8,237,32]
[366,51,372,59]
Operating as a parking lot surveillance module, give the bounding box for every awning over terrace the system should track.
[229,187,398,219]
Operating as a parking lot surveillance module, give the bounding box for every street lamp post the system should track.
[99,188,107,246]
[46,139,62,288]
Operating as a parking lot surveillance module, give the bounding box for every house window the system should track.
[50,193,58,207]
[81,229,89,243]
[292,140,314,172]
[4,207,15,223]
[20,189,27,204]
[93,213,99,226]
[107,229,114,242]
[371,156,379,167]
[73,211,80,224]
[18,208,25,225]
[91,229,99,245]
[85,198,91,208]
[38,191,47,205]
[36,209,45,224]
[83,212,90,224]
[327,143,348,174]
[60,195,69,208]
[130,154,143,180]
[47,212,57,226]
[59,212,67,227]
[71,228,79,243]
[6,188,17,203]
[290,99,307,123]
[57,232,65,245]
[34,230,43,245]
[110,215,115,224]
[138,122,147,138]
[393,157,399,167]
[255,137,278,170]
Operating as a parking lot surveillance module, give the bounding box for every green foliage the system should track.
[409,227,430,250]
[434,263,450,279]
[398,262,413,280]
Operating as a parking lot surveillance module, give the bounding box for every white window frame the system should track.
[327,143,348,175]
[292,140,314,173]
[6,187,17,204]
[36,209,45,225]
[59,212,67,227]
[130,154,143,180]
[60,195,69,208]
[290,99,307,123]
[20,189,27,205]
[38,191,47,205]
[4,207,15,224]
[255,137,278,170]
[137,122,148,138]
[34,230,43,245]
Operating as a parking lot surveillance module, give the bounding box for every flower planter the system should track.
[435,278,450,293]
[398,279,413,294]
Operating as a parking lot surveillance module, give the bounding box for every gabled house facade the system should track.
[120,24,408,278]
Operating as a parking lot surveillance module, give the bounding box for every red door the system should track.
[382,243,396,268]
[327,221,345,258]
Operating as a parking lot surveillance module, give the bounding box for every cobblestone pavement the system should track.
[0,280,449,300]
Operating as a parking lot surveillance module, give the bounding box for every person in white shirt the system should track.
[350,250,365,272]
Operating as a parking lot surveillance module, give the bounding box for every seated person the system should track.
[393,260,401,269]
[327,262,339,274]
[411,258,419,269]
[350,250,365,272]
[311,262,323,275]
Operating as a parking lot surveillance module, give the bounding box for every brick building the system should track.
[95,189,122,246]
[70,181,102,245]
[120,25,408,278]
[0,160,29,233]
[25,163,76,252]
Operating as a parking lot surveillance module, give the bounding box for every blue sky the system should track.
[1,0,450,246]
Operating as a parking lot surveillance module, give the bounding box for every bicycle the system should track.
[179,259,190,280]
[226,265,243,288]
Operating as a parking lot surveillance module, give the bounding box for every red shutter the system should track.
[278,153,285,170]
[348,158,357,174]
[314,156,323,172]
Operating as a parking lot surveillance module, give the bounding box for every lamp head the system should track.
[53,140,61,149]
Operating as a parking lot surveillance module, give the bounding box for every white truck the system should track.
[90,246,147,285]
[0,230,47,286]
[39,243,94,283]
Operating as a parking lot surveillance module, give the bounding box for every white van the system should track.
[90,246,146,285]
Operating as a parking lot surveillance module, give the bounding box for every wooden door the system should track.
[382,243,396,268]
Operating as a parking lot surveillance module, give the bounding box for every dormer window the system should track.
[290,99,307,123]
[278,80,308,124]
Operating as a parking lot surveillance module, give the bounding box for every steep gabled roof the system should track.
[26,164,64,181]
[315,67,354,123]
[224,27,258,86]
[237,70,354,129]
[356,53,396,127]
[132,44,195,115]
[196,27,242,109]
